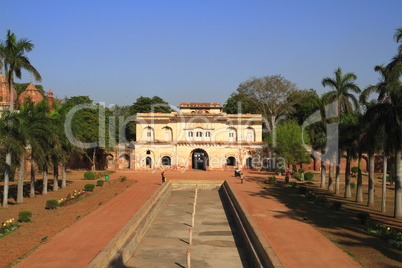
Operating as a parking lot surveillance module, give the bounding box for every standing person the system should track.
[161,171,166,183]
[285,170,291,183]
[240,172,244,184]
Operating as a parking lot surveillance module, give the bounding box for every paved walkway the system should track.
[14,172,161,268]
[14,170,361,267]
[229,173,361,268]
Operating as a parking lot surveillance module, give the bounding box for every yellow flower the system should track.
[387,227,391,231]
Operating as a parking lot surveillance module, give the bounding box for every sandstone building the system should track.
[118,102,265,171]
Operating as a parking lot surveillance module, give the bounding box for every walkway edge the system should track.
[87,182,171,268]
[224,181,284,268]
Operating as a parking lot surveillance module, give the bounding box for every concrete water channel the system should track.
[125,185,251,267]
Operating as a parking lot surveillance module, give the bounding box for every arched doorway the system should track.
[226,156,236,166]
[246,157,253,169]
[192,149,208,170]
[161,156,171,166]
[146,157,152,168]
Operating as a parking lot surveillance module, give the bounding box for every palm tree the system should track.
[17,100,54,199]
[0,30,41,208]
[363,34,402,216]
[322,67,361,195]
[0,111,24,204]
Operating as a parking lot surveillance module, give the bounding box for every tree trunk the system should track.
[367,152,375,207]
[320,150,326,188]
[382,143,388,212]
[92,148,96,171]
[328,165,334,191]
[345,153,352,198]
[2,152,12,208]
[271,115,276,148]
[17,153,25,203]
[335,164,340,194]
[356,153,363,203]
[394,150,402,218]
[61,163,67,189]
[42,165,48,195]
[53,161,59,192]
[30,161,36,198]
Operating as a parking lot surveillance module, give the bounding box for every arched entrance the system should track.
[246,157,253,169]
[192,149,208,170]
[146,157,152,168]
[226,156,236,166]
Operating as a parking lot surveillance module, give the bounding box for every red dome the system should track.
[0,74,18,107]
[18,83,44,105]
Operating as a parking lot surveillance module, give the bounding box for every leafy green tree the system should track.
[0,30,41,208]
[223,92,259,114]
[269,120,311,168]
[236,75,306,145]
[129,96,173,114]
[287,89,321,125]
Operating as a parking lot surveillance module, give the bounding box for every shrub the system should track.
[314,196,329,207]
[291,181,297,188]
[305,191,317,200]
[351,166,360,177]
[330,201,343,211]
[304,172,314,181]
[46,200,58,210]
[267,176,276,184]
[96,180,104,186]
[298,168,305,173]
[367,224,402,249]
[120,176,127,182]
[84,172,95,180]
[298,186,308,195]
[18,211,32,222]
[357,212,370,224]
[84,184,95,191]
[350,182,356,189]
[292,172,301,181]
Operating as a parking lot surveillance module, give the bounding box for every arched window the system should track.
[187,131,193,141]
[245,127,255,142]
[163,126,173,141]
[228,127,237,142]
[161,156,171,166]
[205,131,211,141]
[144,126,154,141]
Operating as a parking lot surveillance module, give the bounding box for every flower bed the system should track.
[0,218,19,238]
[58,190,90,207]
[367,224,402,249]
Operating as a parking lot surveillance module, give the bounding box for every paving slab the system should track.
[126,188,250,267]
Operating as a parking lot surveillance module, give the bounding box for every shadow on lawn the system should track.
[245,173,402,266]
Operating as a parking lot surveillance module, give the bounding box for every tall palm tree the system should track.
[0,30,41,208]
[322,67,361,195]
[16,100,54,199]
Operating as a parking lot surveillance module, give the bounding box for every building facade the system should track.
[128,102,264,171]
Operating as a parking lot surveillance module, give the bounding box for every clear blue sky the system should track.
[1,0,401,107]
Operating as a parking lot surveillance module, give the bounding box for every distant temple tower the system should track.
[17,78,44,106]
